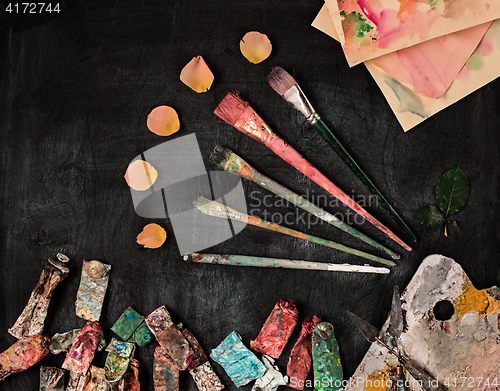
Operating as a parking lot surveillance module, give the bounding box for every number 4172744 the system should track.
[6,3,61,13]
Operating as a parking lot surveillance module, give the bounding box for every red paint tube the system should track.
[286,315,321,390]
[0,335,50,381]
[250,300,299,359]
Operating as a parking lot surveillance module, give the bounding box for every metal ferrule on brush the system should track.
[283,84,320,125]
[221,153,259,182]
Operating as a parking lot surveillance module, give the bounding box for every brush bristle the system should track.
[209,146,233,168]
[214,91,248,125]
[267,67,297,96]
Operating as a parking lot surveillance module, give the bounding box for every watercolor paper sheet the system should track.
[313,5,500,131]
[325,0,500,66]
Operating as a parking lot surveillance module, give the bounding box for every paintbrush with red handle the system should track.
[214,91,411,252]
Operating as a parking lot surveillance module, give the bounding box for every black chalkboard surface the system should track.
[1,1,499,390]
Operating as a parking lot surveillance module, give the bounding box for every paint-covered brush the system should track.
[194,197,396,266]
[210,145,399,260]
[267,67,417,243]
[214,92,411,252]
[184,253,391,274]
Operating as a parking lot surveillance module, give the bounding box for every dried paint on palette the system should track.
[344,255,500,391]
[75,260,111,322]
[251,300,299,359]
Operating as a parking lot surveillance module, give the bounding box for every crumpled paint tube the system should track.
[176,325,224,391]
[154,346,179,391]
[252,355,288,391]
[67,366,108,391]
[189,362,225,391]
[40,366,65,391]
[120,359,140,391]
[210,331,266,387]
[9,253,70,339]
[75,260,111,322]
[250,300,299,359]
[104,338,136,385]
[312,322,343,391]
[177,325,207,367]
[49,328,107,355]
[0,334,50,381]
[62,321,102,374]
[286,315,322,390]
[145,305,191,370]
[111,307,153,346]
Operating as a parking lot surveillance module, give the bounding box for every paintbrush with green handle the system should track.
[210,145,399,260]
[267,67,417,243]
[194,196,396,266]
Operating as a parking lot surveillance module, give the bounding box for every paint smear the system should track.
[383,75,430,118]
[371,22,490,98]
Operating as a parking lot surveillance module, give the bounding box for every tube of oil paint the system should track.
[62,321,102,375]
[75,260,111,322]
[49,328,106,355]
[252,355,288,391]
[9,253,69,339]
[104,338,136,386]
[250,300,299,359]
[153,346,179,391]
[287,315,322,390]
[0,335,50,381]
[111,307,153,347]
[210,331,266,387]
[145,305,191,370]
[312,322,343,391]
[40,366,65,391]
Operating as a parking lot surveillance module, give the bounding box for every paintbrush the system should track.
[266,67,417,243]
[214,92,411,252]
[183,253,390,274]
[210,145,399,260]
[194,196,396,266]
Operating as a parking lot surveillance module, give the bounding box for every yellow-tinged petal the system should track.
[124,160,158,191]
[147,106,180,136]
[180,56,214,93]
[240,31,272,64]
[137,223,167,249]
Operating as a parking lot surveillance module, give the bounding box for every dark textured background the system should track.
[0,0,499,390]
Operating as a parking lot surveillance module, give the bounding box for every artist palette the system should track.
[346,254,500,391]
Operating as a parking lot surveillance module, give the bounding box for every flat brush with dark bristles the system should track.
[214,91,411,252]
[267,67,417,243]
[209,145,399,260]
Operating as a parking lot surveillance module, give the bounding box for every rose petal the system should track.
[137,223,167,249]
[180,56,214,93]
[147,106,180,136]
[124,160,158,191]
[240,31,272,64]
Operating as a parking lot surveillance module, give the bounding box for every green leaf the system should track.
[415,205,445,227]
[448,218,458,227]
[435,166,469,215]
